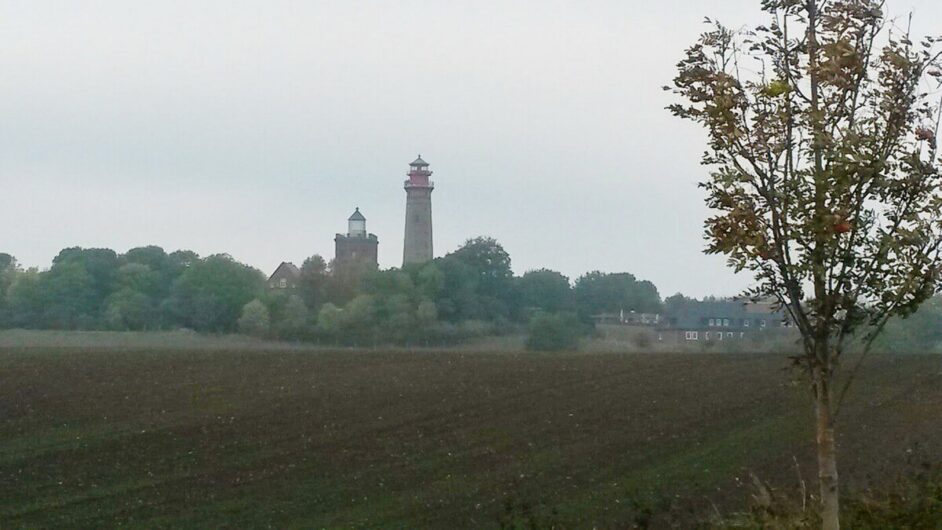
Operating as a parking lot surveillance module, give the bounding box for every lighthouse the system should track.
[403,155,434,266]
[334,207,378,274]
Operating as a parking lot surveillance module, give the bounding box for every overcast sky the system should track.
[1,1,939,298]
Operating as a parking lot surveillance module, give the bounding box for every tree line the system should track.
[0,238,663,347]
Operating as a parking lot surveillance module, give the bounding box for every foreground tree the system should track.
[669,2,942,527]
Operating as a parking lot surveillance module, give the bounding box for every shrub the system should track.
[714,467,942,529]
[525,311,582,352]
[237,299,270,338]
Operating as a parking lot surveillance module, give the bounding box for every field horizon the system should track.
[2,332,940,528]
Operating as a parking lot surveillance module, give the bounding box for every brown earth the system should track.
[1,342,940,528]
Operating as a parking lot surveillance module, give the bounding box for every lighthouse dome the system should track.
[347,207,367,237]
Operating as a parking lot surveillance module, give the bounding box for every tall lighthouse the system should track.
[403,155,434,266]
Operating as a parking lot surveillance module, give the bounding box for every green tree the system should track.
[115,263,160,297]
[6,269,42,328]
[316,302,343,339]
[668,3,942,526]
[341,294,377,344]
[39,261,97,328]
[363,269,417,301]
[416,262,445,299]
[416,300,438,328]
[663,292,695,316]
[167,254,264,332]
[574,272,661,319]
[275,295,310,339]
[0,254,17,326]
[104,288,155,330]
[435,237,516,321]
[39,248,120,328]
[298,255,329,311]
[449,236,514,297]
[382,294,416,343]
[876,295,942,353]
[517,269,573,315]
[432,257,482,321]
[123,246,183,301]
[238,298,270,337]
[525,312,583,352]
[168,249,199,270]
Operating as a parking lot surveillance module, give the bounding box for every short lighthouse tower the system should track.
[403,156,434,266]
[334,207,378,274]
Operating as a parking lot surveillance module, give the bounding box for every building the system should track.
[334,207,379,273]
[592,310,661,326]
[657,298,791,343]
[268,262,300,291]
[403,155,434,266]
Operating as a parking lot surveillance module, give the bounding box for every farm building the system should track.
[657,298,791,344]
[592,310,660,326]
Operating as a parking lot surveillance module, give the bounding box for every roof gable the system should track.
[267,262,300,282]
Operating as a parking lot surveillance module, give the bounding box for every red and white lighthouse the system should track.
[403,155,434,265]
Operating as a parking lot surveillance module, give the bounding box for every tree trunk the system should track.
[815,367,840,530]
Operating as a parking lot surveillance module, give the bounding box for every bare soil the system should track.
[1,336,940,528]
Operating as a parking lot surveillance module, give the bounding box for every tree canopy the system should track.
[0,238,664,347]
[574,271,662,318]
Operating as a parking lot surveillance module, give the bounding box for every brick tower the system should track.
[403,155,434,266]
[334,207,378,273]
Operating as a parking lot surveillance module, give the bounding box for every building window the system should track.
[744,319,750,327]
[708,318,715,327]
[718,332,724,340]
[279,278,287,288]
[723,318,730,327]
[685,331,699,341]
[727,332,733,338]
[705,331,711,340]
[740,332,744,339]
[759,319,767,328]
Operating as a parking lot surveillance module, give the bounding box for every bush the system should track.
[715,467,942,529]
[526,311,583,352]
[273,295,310,340]
[238,299,270,338]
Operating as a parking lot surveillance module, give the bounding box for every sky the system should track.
[1,0,939,298]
